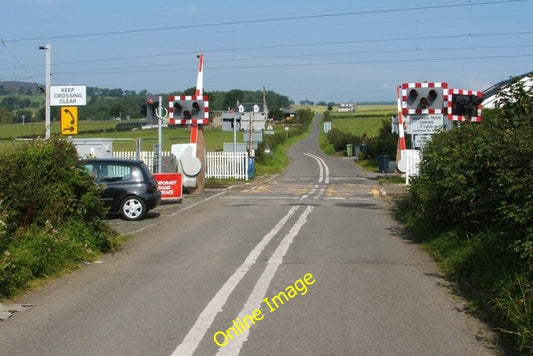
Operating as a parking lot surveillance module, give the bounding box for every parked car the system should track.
[82,158,161,221]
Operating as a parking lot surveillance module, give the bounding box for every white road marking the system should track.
[216,205,314,356]
[170,205,299,356]
[303,153,330,184]
[221,196,300,200]
[172,153,327,355]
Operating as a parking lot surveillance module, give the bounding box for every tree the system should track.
[14,110,32,124]
[269,108,283,120]
[0,106,13,124]
[108,102,125,119]
[223,89,244,110]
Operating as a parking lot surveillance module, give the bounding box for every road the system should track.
[0,115,497,356]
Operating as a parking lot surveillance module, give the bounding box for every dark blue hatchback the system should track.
[83,158,161,221]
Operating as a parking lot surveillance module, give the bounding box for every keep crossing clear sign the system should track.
[50,85,87,106]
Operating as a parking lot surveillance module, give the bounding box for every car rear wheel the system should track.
[120,196,147,221]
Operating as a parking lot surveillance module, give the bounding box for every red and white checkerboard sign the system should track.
[168,95,209,125]
[447,89,483,122]
[401,82,449,115]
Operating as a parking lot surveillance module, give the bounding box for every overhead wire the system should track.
[2,30,531,71]
[1,40,44,91]
[2,0,524,43]
[0,0,528,83]
[55,53,533,77]
[48,42,533,76]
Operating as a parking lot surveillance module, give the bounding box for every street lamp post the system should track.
[39,44,51,139]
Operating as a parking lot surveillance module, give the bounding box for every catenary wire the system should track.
[2,31,531,71]
[2,0,524,43]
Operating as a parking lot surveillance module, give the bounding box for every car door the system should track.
[96,162,136,211]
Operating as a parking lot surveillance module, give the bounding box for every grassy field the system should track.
[0,120,276,152]
[1,104,396,153]
[290,104,396,137]
[317,104,398,174]
[71,126,237,152]
[0,120,117,138]
[329,104,396,137]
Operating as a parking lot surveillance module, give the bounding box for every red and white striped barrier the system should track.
[195,54,204,97]
[396,85,407,151]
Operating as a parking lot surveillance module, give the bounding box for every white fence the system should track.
[401,149,422,184]
[113,151,249,180]
[112,151,170,172]
[205,151,248,180]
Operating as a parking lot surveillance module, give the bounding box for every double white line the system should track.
[303,153,330,185]
[302,153,329,199]
[171,153,328,356]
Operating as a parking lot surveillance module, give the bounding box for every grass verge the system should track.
[409,229,533,355]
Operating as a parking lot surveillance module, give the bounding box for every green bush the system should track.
[366,119,399,158]
[0,138,116,298]
[256,108,314,164]
[395,75,533,354]
[326,128,360,153]
[326,118,399,158]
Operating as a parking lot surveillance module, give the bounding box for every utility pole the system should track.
[263,86,268,117]
[39,44,51,139]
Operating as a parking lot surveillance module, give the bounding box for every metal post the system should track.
[135,138,141,160]
[249,111,254,156]
[157,96,163,173]
[233,114,237,153]
[39,44,51,139]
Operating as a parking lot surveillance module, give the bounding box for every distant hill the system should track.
[0,81,43,95]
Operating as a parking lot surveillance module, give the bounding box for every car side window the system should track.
[130,166,143,182]
[83,163,98,179]
[100,164,133,183]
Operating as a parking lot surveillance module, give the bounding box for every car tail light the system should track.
[148,179,159,193]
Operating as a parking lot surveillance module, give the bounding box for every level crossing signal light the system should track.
[401,82,448,115]
[448,89,483,122]
[139,98,159,124]
[168,95,209,125]
[139,101,147,116]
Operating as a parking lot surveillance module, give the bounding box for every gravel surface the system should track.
[105,188,226,236]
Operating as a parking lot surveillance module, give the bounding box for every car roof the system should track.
[82,158,146,165]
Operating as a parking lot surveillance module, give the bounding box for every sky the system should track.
[1,0,532,104]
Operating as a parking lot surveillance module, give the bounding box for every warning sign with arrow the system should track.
[61,106,78,134]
